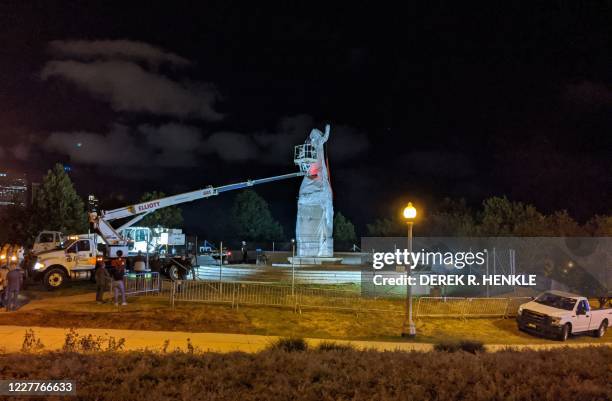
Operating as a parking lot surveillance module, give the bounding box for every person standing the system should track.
[0,264,8,307]
[134,251,146,272]
[110,250,127,306]
[5,262,23,311]
[241,241,248,264]
[94,259,111,304]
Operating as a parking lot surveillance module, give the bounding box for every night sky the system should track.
[1,2,611,238]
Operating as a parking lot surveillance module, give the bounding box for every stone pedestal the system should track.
[287,256,343,265]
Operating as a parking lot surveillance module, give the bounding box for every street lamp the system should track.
[402,202,417,337]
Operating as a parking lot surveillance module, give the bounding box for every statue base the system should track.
[287,256,343,265]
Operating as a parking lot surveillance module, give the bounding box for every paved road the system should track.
[1,325,609,353]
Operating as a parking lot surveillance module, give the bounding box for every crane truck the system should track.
[30,171,307,289]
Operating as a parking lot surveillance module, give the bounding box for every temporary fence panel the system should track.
[415,296,533,318]
[415,297,467,318]
[123,272,160,296]
[167,280,532,318]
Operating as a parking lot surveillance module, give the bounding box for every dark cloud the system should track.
[194,114,369,164]
[48,40,191,67]
[11,143,30,161]
[45,124,147,167]
[44,123,208,169]
[37,40,367,179]
[203,132,256,162]
[139,123,204,167]
[41,53,222,121]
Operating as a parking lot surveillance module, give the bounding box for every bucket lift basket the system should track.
[294,143,317,173]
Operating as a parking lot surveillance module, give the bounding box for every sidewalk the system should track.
[1,325,610,353]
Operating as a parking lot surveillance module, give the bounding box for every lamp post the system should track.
[402,202,417,337]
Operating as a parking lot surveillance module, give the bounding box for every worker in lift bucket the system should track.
[241,241,248,264]
[110,250,127,306]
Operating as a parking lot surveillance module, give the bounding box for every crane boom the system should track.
[103,171,305,221]
[90,171,306,253]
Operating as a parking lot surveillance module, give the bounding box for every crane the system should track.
[89,171,306,257]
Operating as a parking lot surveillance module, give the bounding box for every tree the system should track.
[366,218,404,237]
[333,212,357,244]
[478,196,546,236]
[586,215,612,236]
[544,210,585,236]
[424,198,477,236]
[139,191,183,228]
[29,164,88,237]
[231,190,284,241]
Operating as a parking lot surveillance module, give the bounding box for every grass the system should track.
[0,346,609,400]
[2,281,610,344]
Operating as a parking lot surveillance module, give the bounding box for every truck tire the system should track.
[558,323,571,341]
[44,268,67,290]
[594,320,607,338]
[166,264,186,281]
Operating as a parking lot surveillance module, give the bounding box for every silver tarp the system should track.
[295,125,334,257]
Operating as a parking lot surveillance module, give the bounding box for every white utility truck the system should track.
[30,171,306,289]
[32,231,65,254]
[516,290,611,341]
[119,226,186,255]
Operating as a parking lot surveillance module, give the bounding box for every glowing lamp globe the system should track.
[403,202,417,220]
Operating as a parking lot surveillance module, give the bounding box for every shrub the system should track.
[267,337,308,352]
[458,340,486,354]
[21,329,44,353]
[434,340,485,354]
[433,341,459,352]
[0,346,609,401]
[63,328,125,352]
[316,341,355,352]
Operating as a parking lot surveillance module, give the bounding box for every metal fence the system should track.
[415,296,533,318]
[169,280,401,313]
[171,281,294,309]
[167,280,532,317]
[123,272,161,296]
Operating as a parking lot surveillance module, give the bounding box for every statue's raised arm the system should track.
[323,124,330,142]
[308,124,330,147]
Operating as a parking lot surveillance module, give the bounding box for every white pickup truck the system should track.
[517,290,611,341]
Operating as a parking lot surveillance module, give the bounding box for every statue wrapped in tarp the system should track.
[295,124,333,257]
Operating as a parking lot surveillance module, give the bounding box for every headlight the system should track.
[517,306,523,315]
[550,317,562,325]
[34,262,45,270]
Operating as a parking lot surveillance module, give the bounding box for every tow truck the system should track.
[30,172,307,289]
[517,290,611,341]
